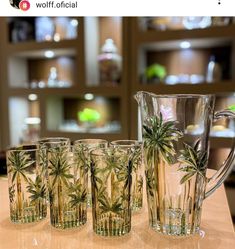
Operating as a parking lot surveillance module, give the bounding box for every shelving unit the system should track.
[0,17,234,150]
[129,17,235,149]
[0,17,130,149]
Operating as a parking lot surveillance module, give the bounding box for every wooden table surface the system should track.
[0,175,235,249]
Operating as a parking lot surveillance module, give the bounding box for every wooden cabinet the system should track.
[0,17,130,148]
[0,17,235,149]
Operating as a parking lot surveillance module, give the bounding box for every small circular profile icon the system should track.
[9,0,21,9]
[19,0,30,11]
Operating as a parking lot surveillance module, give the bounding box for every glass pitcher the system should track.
[135,91,235,236]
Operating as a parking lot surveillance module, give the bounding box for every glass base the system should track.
[50,208,87,229]
[10,206,47,224]
[94,216,131,236]
[150,223,200,237]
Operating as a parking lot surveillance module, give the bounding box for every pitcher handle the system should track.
[205,109,235,198]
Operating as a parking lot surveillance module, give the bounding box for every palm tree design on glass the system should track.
[7,151,34,219]
[143,112,183,227]
[130,146,143,211]
[68,178,87,224]
[178,140,207,184]
[27,175,47,218]
[8,184,15,204]
[91,148,132,236]
[48,146,73,228]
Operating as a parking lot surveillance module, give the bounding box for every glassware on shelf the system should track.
[165,74,205,85]
[183,17,212,30]
[47,67,58,87]
[21,117,41,143]
[54,17,78,41]
[35,17,55,42]
[10,18,35,43]
[212,17,231,27]
[98,38,121,86]
[206,55,222,83]
[146,17,184,31]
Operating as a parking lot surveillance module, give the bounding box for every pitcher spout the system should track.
[134,91,144,105]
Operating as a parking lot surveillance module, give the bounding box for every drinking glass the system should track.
[74,139,108,207]
[111,140,143,211]
[90,147,132,236]
[47,145,87,229]
[7,144,47,223]
[135,91,235,236]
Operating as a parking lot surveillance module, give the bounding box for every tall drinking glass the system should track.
[111,140,143,211]
[7,144,47,223]
[74,139,108,207]
[90,147,132,236]
[47,145,87,229]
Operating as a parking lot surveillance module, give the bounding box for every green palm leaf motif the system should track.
[74,145,89,172]
[8,185,15,203]
[145,167,156,198]
[143,112,183,164]
[98,194,123,215]
[90,161,103,191]
[48,146,73,224]
[8,151,34,183]
[48,146,73,187]
[130,146,141,172]
[68,179,87,208]
[178,140,208,184]
[27,176,47,203]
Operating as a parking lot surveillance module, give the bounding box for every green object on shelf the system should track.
[228,105,235,111]
[78,108,101,123]
[145,64,167,81]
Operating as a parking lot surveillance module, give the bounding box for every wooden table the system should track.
[0,176,234,249]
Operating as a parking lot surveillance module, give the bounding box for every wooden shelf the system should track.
[8,85,124,97]
[210,136,234,149]
[6,39,79,55]
[134,81,235,95]
[138,25,235,44]
[43,131,125,142]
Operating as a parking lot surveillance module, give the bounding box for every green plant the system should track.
[145,64,167,81]
[178,140,207,184]
[78,108,101,124]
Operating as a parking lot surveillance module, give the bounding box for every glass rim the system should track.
[110,140,141,147]
[90,148,111,157]
[74,139,108,145]
[8,144,39,152]
[136,91,215,99]
[38,137,70,144]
